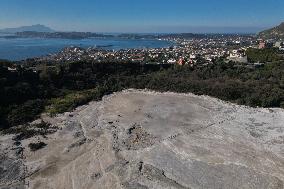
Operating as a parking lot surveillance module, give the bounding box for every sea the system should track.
[0,35,173,61]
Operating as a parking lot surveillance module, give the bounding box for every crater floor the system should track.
[1,90,284,189]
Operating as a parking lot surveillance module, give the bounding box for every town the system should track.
[21,33,284,67]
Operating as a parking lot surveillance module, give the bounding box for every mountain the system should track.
[0,24,54,33]
[258,22,284,39]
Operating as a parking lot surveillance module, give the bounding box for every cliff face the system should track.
[1,90,284,189]
[259,22,284,39]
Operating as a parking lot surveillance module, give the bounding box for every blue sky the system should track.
[0,0,284,33]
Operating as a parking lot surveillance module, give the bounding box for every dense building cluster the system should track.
[20,35,241,64]
[20,34,284,67]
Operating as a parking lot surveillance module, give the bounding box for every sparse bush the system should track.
[2,121,55,141]
[28,142,47,151]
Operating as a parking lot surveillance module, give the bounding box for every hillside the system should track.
[259,22,284,39]
[0,90,283,189]
[0,24,54,33]
[1,61,284,130]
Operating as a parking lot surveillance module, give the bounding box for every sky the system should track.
[0,0,284,33]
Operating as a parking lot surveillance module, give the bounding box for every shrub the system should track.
[28,142,47,151]
[7,99,45,127]
[2,121,55,141]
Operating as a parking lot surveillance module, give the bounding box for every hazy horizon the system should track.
[0,24,271,34]
[0,0,283,33]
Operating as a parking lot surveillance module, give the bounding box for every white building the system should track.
[227,49,248,63]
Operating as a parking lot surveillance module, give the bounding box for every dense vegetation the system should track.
[1,60,284,130]
[246,48,282,63]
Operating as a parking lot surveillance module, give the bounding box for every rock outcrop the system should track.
[1,90,284,189]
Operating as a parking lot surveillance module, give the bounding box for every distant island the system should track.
[14,31,114,39]
[0,24,54,34]
[0,24,114,39]
[1,31,254,41]
[2,23,284,40]
[0,24,264,41]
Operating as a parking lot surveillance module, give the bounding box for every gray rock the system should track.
[1,90,284,189]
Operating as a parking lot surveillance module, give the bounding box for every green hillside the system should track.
[259,22,284,39]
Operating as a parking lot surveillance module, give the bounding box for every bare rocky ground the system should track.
[1,89,284,189]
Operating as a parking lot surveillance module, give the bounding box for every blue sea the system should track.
[0,36,172,61]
